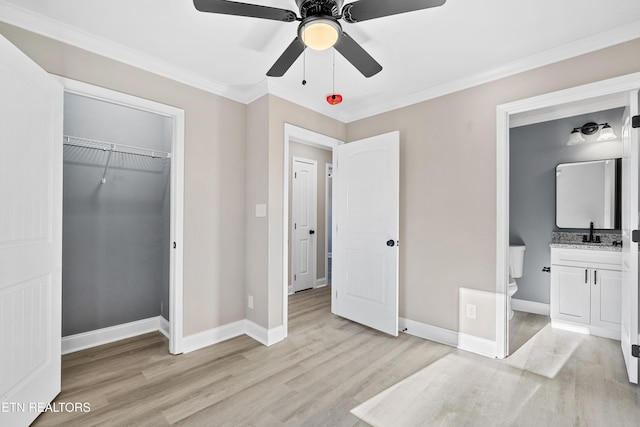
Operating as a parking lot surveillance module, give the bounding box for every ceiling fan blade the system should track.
[334,32,382,78]
[194,0,297,22]
[342,0,446,23]
[266,37,305,77]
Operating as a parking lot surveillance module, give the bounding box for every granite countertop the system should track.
[549,242,622,252]
[549,231,623,252]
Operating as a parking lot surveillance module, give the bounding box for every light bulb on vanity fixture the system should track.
[566,121,617,145]
[597,123,617,141]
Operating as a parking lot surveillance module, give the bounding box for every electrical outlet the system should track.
[248,295,254,309]
[466,304,477,320]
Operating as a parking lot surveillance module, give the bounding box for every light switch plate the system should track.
[255,204,267,217]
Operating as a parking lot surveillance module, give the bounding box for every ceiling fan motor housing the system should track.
[296,0,343,18]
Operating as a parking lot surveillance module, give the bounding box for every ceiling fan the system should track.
[193,0,446,78]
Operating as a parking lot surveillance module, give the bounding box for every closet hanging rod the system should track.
[63,135,171,159]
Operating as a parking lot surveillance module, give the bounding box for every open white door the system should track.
[621,91,640,384]
[0,36,63,425]
[292,158,318,292]
[332,131,399,336]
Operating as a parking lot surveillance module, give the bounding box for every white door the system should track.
[292,158,317,292]
[332,131,400,336]
[621,91,639,384]
[0,36,63,425]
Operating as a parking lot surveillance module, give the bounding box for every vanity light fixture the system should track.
[566,122,617,145]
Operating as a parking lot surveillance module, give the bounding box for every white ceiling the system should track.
[2,0,640,122]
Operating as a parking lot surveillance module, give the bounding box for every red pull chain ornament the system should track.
[326,94,343,105]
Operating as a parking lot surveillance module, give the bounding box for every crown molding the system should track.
[243,78,270,104]
[2,0,638,123]
[0,0,259,104]
[338,19,640,123]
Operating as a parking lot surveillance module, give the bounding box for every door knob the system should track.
[386,239,395,247]
[309,229,315,235]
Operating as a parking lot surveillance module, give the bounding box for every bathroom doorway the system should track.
[508,107,625,355]
[496,73,640,368]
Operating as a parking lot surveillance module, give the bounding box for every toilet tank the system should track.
[509,245,526,278]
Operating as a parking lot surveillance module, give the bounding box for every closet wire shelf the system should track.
[63,135,171,184]
[63,135,172,159]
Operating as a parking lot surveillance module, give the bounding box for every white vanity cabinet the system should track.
[550,248,622,339]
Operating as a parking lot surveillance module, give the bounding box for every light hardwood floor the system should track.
[34,287,639,426]
[509,310,550,354]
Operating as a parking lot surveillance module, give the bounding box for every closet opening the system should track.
[57,78,185,355]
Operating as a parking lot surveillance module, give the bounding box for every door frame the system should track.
[325,163,333,285]
[282,124,342,338]
[291,156,318,293]
[496,72,640,358]
[53,76,186,355]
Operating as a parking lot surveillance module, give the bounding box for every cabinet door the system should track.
[591,268,622,330]
[551,265,590,324]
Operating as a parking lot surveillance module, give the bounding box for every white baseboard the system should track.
[62,316,166,355]
[399,317,458,347]
[181,320,246,353]
[182,320,285,353]
[159,316,170,339]
[289,281,327,294]
[512,299,550,316]
[245,321,285,346]
[457,333,498,358]
[399,317,498,358]
[62,315,288,355]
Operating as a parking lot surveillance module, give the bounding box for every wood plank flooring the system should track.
[33,288,639,426]
[509,310,550,354]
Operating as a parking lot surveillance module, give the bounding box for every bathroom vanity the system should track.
[550,245,621,339]
[550,158,623,340]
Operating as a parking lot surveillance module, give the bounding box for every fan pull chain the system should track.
[326,49,342,105]
[302,47,307,85]
[301,23,307,86]
[332,48,335,94]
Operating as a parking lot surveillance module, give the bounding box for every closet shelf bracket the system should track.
[101,145,114,184]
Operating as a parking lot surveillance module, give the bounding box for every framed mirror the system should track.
[556,158,621,229]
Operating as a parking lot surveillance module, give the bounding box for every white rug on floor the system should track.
[351,325,585,426]
[350,352,525,426]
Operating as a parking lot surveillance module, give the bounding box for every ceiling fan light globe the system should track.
[300,19,341,51]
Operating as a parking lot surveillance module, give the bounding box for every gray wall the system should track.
[62,93,172,336]
[509,108,624,304]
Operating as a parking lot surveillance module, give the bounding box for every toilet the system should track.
[508,245,526,320]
